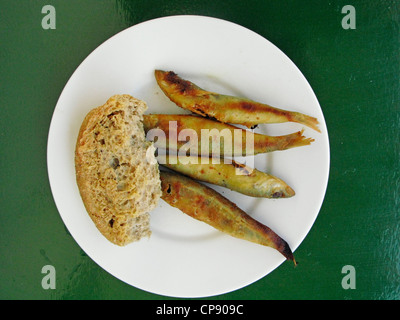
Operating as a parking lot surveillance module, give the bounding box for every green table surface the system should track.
[1,0,399,300]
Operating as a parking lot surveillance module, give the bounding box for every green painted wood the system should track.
[1,0,399,300]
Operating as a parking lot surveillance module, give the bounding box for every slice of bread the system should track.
[75,94,161,246]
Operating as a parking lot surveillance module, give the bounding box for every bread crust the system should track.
[75,95,161,245]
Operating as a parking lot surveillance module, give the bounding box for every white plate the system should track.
[47,15,329,298]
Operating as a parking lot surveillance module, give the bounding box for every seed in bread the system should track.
[75,94,161,246]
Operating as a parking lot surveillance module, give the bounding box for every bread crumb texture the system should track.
[75,95,161,246]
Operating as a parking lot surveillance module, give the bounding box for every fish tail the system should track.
[293,113,320,133]
[282,129,315,150]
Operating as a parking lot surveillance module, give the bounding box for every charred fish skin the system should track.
[154,70,320,132]
[160,170,296,264]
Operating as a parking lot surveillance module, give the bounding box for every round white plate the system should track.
[47,15,329,298]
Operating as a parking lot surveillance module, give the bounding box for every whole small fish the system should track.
[155,70,320,132]
[143,114,314,157]
[160,170,296,264]
[160,155,295,199]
